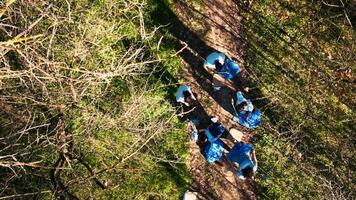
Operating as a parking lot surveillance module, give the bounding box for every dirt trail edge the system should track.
[171,0,256,199]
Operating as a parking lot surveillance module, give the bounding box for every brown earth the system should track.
[172,0,257,199]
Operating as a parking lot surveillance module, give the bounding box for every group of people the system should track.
[175,51,262,180]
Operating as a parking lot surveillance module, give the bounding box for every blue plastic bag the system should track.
[204,140,224,163]
[219,59,240,80]
[239,109,261,129]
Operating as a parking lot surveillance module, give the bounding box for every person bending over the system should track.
[203,52,241,91]
[234,91,254,119]
[176,84,196,106]
[233,91,261,128]
[227,142,258,180]
[196,117,228,143]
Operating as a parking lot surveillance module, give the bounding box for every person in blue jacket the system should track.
[201,117,228,163]
[176,84,196,106]
[233,91,261,128]
[203,117,229,143]
[203,52,241,91]
[234,91,254,117]
[227,142,258,180]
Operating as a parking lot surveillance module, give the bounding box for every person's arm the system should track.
[244,111,252,120]
[177,97,189,106]
[188,89,196,101]
[198,128,206,132]
[251,149,258,169]
[232,91,237,106]
[203,65,216,75]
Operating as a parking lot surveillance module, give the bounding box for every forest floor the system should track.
[172,0,256,199]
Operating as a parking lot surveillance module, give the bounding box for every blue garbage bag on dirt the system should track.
[239,109,261,129]
[204,140,224,163]
[219,59,240,80]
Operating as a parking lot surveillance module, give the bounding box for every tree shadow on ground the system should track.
[150,0,354,198]
[149,0,251,122]
[171,0,321,130]
[171,0,293,130]
[150,0,347,198]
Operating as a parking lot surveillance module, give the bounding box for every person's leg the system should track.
[212,74,224,91]
[204,129,215,143]
[220,139,231,152]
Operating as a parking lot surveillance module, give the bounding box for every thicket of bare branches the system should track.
[0,0,181,199]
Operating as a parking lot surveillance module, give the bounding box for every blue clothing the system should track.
[204,129,215,143]
[218,59,240,80]
[235,91,254,114]
[237,160,257,179]
[204,52,226,70]
[239,109,261,129]
[235,91,246,105]
[235,91,260,128]
[175,85,191,103]
[227,143,257,179]
[204,123,226,143]
[204,140,224,163]
[227,143,253,163]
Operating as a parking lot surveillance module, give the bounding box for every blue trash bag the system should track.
[204,140,224,163]
[227,142,253,163]
[219,59,240,80]
[239,109,262,129]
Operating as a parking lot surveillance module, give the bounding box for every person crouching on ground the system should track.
[199,117,228,163]
[227,142,258,180]
[203,51,241,91]
[203,117,229,143]
[233,91,261,128]
[234,91,254,119]
[176,84,196,106]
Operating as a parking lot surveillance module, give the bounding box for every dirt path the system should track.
[172,0,256,199]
